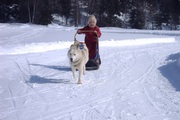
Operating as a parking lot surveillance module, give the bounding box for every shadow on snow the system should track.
[29,75,71,84]
[31,63,71,71]
[158,52,180,91]
[28,64,73,84]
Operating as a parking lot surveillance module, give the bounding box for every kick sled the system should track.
[74,31,101,70]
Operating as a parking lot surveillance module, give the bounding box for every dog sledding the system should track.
[75,31,101,70]
[67,15,102,84]
[67,31,101,83]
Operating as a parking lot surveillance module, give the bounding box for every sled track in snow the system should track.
[1,34,180,119]
[40,47,165,119]
[41,45,179,120]
[1,45,179,120]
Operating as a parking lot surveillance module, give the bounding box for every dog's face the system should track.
[68,45,82,63]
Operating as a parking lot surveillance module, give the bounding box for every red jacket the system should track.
[78,26,102,59]
[78,25,101,44]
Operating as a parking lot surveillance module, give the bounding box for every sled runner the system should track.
[74,31,101,70]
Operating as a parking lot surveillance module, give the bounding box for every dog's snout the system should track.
[70,58,73,62]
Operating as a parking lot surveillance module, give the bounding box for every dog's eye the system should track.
[73,54,76,56]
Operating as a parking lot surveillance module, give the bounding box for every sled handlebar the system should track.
[74,30,98,41]
[74,30,100,56]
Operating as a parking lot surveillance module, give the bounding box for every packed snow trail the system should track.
[0,24,180,120]
[1,42,180,120]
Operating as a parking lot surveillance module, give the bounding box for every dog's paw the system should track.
[73,73,76,79]
[77,81,82,84]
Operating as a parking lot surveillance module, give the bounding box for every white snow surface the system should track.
[0,23,180,120]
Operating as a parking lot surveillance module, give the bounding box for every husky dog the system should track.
[67,40,89,84]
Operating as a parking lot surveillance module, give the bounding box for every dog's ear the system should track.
[70,45,78,50]
[70,45,74,49]
[76,45,79,50]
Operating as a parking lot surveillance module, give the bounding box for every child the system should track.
[77,15,102,63]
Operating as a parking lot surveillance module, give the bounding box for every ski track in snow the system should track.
[0,24,180,120]
[1,45,180,120]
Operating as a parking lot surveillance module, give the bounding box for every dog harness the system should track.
[79,43,84,50]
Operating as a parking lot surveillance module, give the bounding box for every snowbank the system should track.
[0,41,72,55]
[100,37,175,47]
[1,24,180,120]
[101,27,180,36]
[0,38,176,55]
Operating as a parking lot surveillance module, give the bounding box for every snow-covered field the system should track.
[0,23,180,120]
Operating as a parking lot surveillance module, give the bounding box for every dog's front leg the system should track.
[77,69,83,84]
[83,65,86,75]
[72,67,76,79]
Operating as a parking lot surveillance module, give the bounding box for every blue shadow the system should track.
[158,53,180,91]
[29,75,70,84]
[28,64,72,84]
[31,64,71,71]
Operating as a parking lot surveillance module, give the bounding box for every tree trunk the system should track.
[27,0,31,23]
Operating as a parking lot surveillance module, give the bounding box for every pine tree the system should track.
[0,0,20,22]
[37,0,53,25]
[71,0,80,26]
[144,0,159,29]
[168,0,179,30]
[98,0,121,27]
[59,0,71,25]
[0,0,179,29]
[0,2,8,22]
[118,0,132,28]
[129,1,145,29]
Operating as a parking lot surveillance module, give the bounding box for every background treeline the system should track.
[0,0,179,30]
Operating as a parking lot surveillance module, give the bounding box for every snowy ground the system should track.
[0,23,180,120]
